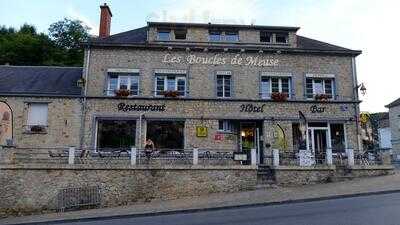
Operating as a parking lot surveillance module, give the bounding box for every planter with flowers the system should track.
[115,89,131,97]
[271,92,288,102]
[314,94,329,101]
[162,90,180,98]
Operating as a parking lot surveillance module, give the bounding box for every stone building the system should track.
[0,4,363,163]
[386,98,400,159]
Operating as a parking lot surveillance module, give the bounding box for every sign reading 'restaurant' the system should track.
[162,54,279,67]
[118,103,166,112]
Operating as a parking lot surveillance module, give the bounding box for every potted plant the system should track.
[114,89,131,97]
[314,94,329,101]
[163,90,180,98]
[271,92,288,102]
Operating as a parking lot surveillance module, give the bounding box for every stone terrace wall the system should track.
[0,165,257,217]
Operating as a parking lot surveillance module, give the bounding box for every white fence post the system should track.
[131,147,137,166]
[251,148,257,166]
[347,148,354,166]
[272,149,280,166]
[68,147,75,165]
[193,148,198,165]
[326,148,333,165]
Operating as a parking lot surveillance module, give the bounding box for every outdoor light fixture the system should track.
[355,83,367,96]
[241,131,246,137]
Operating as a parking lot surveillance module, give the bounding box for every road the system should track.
[53,192,400,225]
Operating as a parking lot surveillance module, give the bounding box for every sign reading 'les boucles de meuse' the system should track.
[162,54,279,67]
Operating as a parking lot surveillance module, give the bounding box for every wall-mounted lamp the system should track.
[355,83,367,96]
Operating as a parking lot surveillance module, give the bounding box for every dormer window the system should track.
[157,30,171,41]
[260,31,272,43]
[276,32,288,43]
[209,30,239,42]
[174,29,187,40]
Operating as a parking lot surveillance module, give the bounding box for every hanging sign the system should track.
[214,133,224,141]
[196,126,208,137]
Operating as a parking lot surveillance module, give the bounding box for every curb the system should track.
[7,189,400,225]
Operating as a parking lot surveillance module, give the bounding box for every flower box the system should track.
[114,89,131,97]
[162,90,180,98]
[314,94,329,101]
[271,92,288,102]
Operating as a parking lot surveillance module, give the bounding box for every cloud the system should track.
[66,6,98,35]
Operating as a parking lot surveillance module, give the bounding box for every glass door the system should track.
[240,122,256,151]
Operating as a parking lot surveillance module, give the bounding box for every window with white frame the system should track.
[216,74,232,98]
[306,78,334,99]
[155,74,186,96]
[26,103,48,132]
[260,76,291,99]
[218,120,235,133]
[157,30,171,41]
[107,71,139,96]
[209,30,239,42]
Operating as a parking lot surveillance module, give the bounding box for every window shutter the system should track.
[27,103,48,126]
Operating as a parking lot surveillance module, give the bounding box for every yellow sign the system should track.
[196,126,208,137]
[360,113,370,125]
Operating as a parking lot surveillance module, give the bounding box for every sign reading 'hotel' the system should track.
[162,54,279,67]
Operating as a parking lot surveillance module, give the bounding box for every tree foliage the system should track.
[0,19,91,66]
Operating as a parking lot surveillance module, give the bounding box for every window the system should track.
[216,75,231,98]
[26,103,48,132]
[209,30,222,41]
[306,78,334,99]
[147,121,184,149]
[157,30,171,41]
[209,30,239,42]
[260,31,272,43]
[155,74,186,96]
[224,31,239,42]
[174,29,187,40]
[330,124,345,154]
[275,32,288,43]
[97,119,136,149]
[260,76,291,99]
[107,72,139,96]
[218,120,235,133]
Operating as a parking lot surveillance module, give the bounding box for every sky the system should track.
[1,0,399,112]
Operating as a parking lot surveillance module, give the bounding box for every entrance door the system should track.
[240,122,256,152]
[308,128,328,160]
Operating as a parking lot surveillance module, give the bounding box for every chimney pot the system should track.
[99,3,112,38]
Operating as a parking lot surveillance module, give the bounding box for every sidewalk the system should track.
[2,172,400,225]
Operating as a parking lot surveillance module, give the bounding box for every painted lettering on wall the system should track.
[310,105,326,113]
[162,54,279,67]
[240,104,266,113]
[117,103,166,112]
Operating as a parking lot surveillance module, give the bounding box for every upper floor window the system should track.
[306,77,335,99]
[26,103,48,133]
[174,29,187,40]
[218,120,235,133]
[216,74,232,98]
[260,31,272,43]
[157,30,171,41]
[209,30,239,42]
[275,32,289,43]
[260,75,291,99]
[107,70,139,96]
[155,73,186,97]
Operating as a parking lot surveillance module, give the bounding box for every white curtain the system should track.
[27,103,48,125]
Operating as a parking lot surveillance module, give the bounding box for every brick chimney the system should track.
[99,3,112,38]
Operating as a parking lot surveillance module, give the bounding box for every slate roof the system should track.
[87,24,361,56]
[386,98,400,108]
[0,66,83,96]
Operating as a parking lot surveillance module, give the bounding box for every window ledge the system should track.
[23,131,48,135]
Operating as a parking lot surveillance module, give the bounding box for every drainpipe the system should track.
[79,47,91,149]
[351,57,361,151]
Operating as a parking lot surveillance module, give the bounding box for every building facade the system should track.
[0,4,363,162]
[386,98,400,159]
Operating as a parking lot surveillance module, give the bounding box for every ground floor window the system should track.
[330,123,345,153]
[146,120,184,150]
[97,119,136,149]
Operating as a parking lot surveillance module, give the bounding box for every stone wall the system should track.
[389,105,400,158]
[0,165,257,217]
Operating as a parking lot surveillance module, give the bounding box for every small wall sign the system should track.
[233,152,248,161]
[214,133,224,141]
[310,105,326,113]
[196,126,208,137]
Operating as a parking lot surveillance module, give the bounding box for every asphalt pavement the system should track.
[49,192,400,225]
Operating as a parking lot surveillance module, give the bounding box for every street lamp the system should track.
[356,83,367,96]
